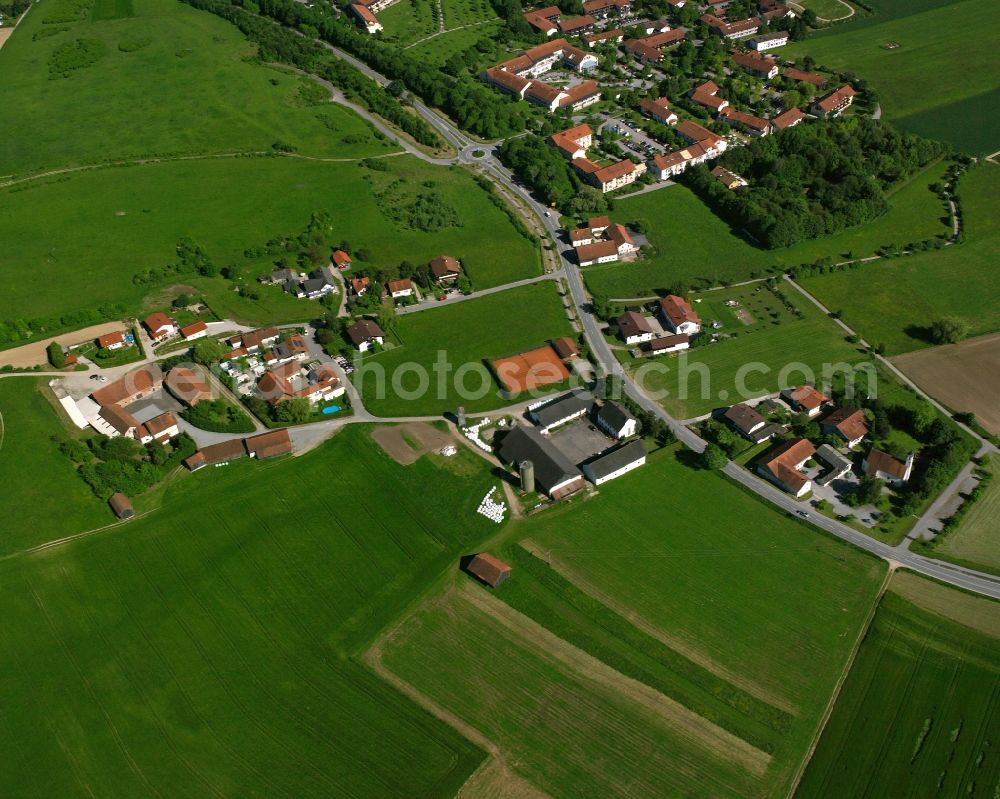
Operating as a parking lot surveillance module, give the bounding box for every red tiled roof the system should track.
[823,407,869,442]
[575,239,618,262]
[97,331,125,348]
[784,67,828,87]
[467,552,512,587]
[815,85,857,112]
[759,437,815,491]
[143,312,175,334]
[865,448,908,479]
[659,294,700,327]
[771,107,806,130]
[784,384,828,411]
[245,429,292,460]
[180,320,208,338]
[332,249,352,267]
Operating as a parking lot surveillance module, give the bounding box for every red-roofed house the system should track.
[639,97,678,125]
[549,124,593,159]
[143,312,177,342]
[349,2,382,33]
[730,49,779,78]
[756,438,816,496]
[386,278,416,300]
[180,320,208,340]
[658,294,701,335]
[811,85,857,118]
[821,407,869,447]
[720,106,771,137]
[690,80,729,112]
[771,107,806,132]
[864,448,914,486]
[573,158,645,193]
[97,331,127,350]
[429,255,462,284]
[332,249,352,270]
[782,384,829,417]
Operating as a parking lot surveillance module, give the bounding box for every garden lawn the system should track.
[0,156,539,324]
[354,282,574,417]
[585,159,951,302]
[797,580,1000,797]
[406,22,502,66]
[378,0,438,45]
[783,0,1000,153]
[441,0,498,28]
[798,162,1000,355]
[0,424,493,797]
[0,0,397,177]
[0,379,110,553]
[497,447,887,796]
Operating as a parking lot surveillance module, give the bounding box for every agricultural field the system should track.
[0,378,109,554]
[799,163,1000,355]
[0,0,397,177]
[0,424,497,797]
[783,0,1000,153]
[354,282,574,417]
[381,448,887,797]
[929,456,1000,573]
[797,575,1000,797]
[0,156,540,325]
[585,159,952,302]
[619,282,864,419]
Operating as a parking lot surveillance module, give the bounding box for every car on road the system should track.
[797,510,809,518]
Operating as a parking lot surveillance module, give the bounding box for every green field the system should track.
[799,0,855,19]
[381,447,887,797]
[354,282,574,417]
[931,456,1000,572]
[0,379,110,553]
[585,159,951,301]
[620,281,864,419]
[0,156,539,325]
[406,22,501,66]
[379,0,439,44]
[441,0,497,28]
[0,0,399,177]
[0,423,499,796]
[784,0,1000,153]
[799,162,1000,355]
[798,576,1000,797]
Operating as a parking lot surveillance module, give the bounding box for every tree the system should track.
[47,342,66,368]
[929,317,968,345]
[851,476,884,506]
[701,443,728,470]
[910,402,937,437]
[275,398,311,424]
[192,338,226,366]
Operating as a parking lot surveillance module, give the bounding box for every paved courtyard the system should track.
[548,418,615,465]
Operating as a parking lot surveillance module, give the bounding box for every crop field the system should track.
[799,163,1000,355]
[585,159,951,302]
[380,448,887,797]
[797,578,1000,797]
[0,0,398,177]
[0,424,498,797]
[621,282,864,419]
[931,456,1000,573]
[783,0,1000,153]
[0,156,539,324]
[0,379,109,554]
[354,282,574,417]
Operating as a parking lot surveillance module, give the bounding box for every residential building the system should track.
[756,437,816,496]
[815,444,852,486]
[645,333,689,354]
[783,67,828,88]
[712,165,748,189]
[658,294,701,335]
[582,439,646,485]
[143,312,177,341]
[550,123,593,159]
[165,367,212,407]
[531,389,594,433]
[351,276,371,296]
[429,255,462,283]
[348,2,383,33]
[749,31,788,51]
[561,80,602,112]
[771,107,806,132]
[573,157,645,193]
[588,215,610,234]
[821,407,869,447]
[332,249,352,270]
[595,401,638,439]
[258,361,343,404]
[98,403,143,439]
[138,411,179,444]
[558,14,595,34]
[864,448,914,486]
[496,424,586,499]
[346,319,386,352]
[245,429,293,460]
[626,39,664,64]
[723,402,766,438]
[97,330,127,350]
[607,223,638,256]
[691,80,729,113]
[523,5,561,35]
[782,384,828,416]
[811,85,857,118]
[720,106,771,136]
[232,327,279,354]
[642,28,685,48]
[650,141,710,179]
[575,239,619,266]
[91,365,163,407]
[583,0,630,18]
[180,320,208,340]
[639,96,678,126]
[466,552,513,587]
[387,278,416,300]
[584,28,624,47]
[617,309,655,344]
[730,49,779,78]
[701,13,759,38]
[675,120,727,156]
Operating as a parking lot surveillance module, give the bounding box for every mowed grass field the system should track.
[0,424,497,796]
[797,572,1000,797]
[585,158,951,301]
[932,456,1000,573]
[799,0,855,20]
[354,282,574,417]
[0,156,540,323]
[799,162,1000,355]
[783,0,1000,153]
[621,282,864,419]
[379,0,439,44]
[0,0,397,177]
[0,379,109,553]
[380,448,888,797]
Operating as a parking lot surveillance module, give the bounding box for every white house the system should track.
[143,312,177,342]
[749,32,789,51]
[617,310,654,345]
[864,449,914,486]
[346,319,386,353]
[387,278,416,300]
[658,294,701,335]
[756,438,815,497]
[582,440,646,485]
[782,384,829,417]
[595,401,638,439]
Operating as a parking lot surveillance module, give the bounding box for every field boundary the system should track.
[785,563,895,796]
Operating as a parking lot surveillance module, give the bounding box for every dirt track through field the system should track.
[521,539,798,715]
[0,322,126,368]
[890,332,1000,435]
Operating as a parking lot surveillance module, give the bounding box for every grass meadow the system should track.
[797,575,1000,797]
[0,0,399,177]
[799,162,1000,355]
[0,156,540,324]
[0,424,497,797]
[783,0,1000,153]
[354,282,574,417]
[930,456,1000,573]
[585,158,951,301]
[381,447,887,797]
[378,0,439,45]
[0,379,109,553]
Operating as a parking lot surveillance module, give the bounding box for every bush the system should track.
[47,341,65,368]
[181,399,255,434]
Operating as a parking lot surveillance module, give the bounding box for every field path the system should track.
[520,539,799,715]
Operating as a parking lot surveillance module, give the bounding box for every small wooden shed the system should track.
[466,553,512,588]
[109,492,135,520]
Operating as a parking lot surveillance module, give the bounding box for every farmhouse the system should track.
[332,249,352,270]
[712,165,748,189]
[771,107,806,131]
[582,439,646,485]
[184,438,247,471]
[165,367,212,407]
[466,552,513,588]
[691,80,729,113]
[720,107,771,136]
[607,223,638,256]
[821,407,869,447]
[346,319,386,352]
[811,85,857,118]
[180,320,208,340]
[588,215,610,234]
[639,96,678,126]
[497,424,586,499]
[143,312,177,342]
[782,384,828,416]
[531,389,594,433]
[617,309,655,345]
[258,362,344,404]
[97,403,143,439]
[550,123,593,159]
[575,239,619,266]
[658,294,701,335]
[429,255,462,284]
[595,401,637,439]
[551,336,580,360]
[730,49,779,79]
[756,437,816,497]
[645,333,689,354]
[138,411,179,444]
[97,330,127,350]
[749,32,788,51]
[245,429,293,460]
[864,448,914,486]
[109,492,135,520]
[91,365,163,407]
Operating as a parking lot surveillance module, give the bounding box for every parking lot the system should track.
[548,418,615,465]
[600,117,665,159]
